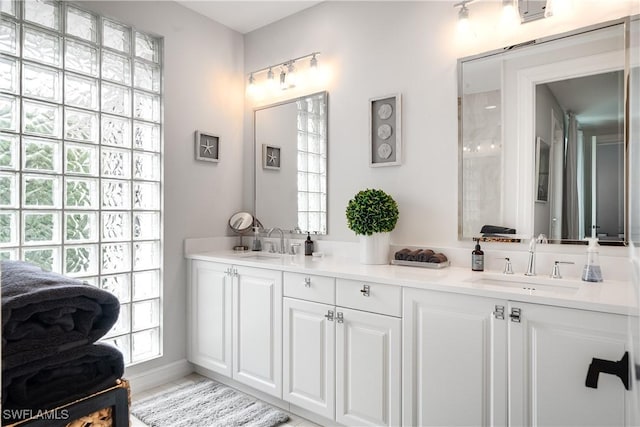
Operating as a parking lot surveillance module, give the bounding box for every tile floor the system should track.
[130,373,321,427]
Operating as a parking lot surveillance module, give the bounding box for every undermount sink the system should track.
[467,271,582,295]
[234,251,283,260]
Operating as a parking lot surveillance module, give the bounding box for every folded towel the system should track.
[416,249,435,262]
[406,250,422,261]
[394,249,411,260]
[429,253,448,263]
[480,225,516,235]
[1,343,124,417]
[1,261,120,363]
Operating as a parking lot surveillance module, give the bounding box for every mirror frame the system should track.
[253,91,329,235]
[457,17,632,245]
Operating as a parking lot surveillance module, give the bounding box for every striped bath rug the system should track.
[131,379,289,427]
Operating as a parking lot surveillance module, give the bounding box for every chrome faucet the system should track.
[267,227,285,254]
[525,234,548,276]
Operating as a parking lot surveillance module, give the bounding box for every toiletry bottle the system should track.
[581,237,603,282]
[305,233,314,256]
[472,240,484,271]
[251,226,262,251]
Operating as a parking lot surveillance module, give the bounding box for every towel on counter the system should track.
[394,249,411,260]
[416,249,435,262]
[429,253,448,263]
[406,250,423,261]
[480,225,516,235]
[1,261,120,363]
[1,343,124,416]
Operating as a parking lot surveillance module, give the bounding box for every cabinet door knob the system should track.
[336,312,344,323]
[304,277,311,288]
[324,310,334,321]
[586,351,630,390]
[360,284,370,297]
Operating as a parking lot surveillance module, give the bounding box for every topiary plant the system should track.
[346,189,399,236]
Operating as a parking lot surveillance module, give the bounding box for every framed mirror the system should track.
[459,19,629,245]
[254,91,328,234]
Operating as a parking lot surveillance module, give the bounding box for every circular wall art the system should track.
[378,143,393,159]
[377,103,393,120]
[377,124,392,140]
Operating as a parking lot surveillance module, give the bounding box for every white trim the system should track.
[125,359,193,394]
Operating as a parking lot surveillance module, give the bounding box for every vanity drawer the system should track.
[284,272,335,305]
[336,279,401,317]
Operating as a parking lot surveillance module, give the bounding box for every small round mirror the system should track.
[229,212,255,234]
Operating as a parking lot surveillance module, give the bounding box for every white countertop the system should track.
[187,250,638,316]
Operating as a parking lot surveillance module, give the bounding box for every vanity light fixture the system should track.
[246,51,321,95]
[454,0,574,35]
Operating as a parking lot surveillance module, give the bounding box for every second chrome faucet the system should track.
[525,234,548,276]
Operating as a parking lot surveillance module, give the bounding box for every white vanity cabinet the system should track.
[188,260,233,376]
[402,288,507,427]
[403,288,630,427]
[187,260,283,398]
[232,265,283,397]
[283,274,402,426]
[283,297,336,419]
[509,302,629,427]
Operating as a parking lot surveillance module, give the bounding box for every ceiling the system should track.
[176,1,323,34]
[546,71,624,135]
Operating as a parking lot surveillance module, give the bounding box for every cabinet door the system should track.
[188,260,232,376]
[232,266,283,398]
[509,302,629,427]
[283,298,335,419]
[336,307,401,427]
[403,288,507,427]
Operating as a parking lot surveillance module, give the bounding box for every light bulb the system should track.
[287,62,297,88]
[279,68,287,90]
[545,0,572,18]
[247,73,257,97]
[266,68,277,92]
[457,5,474,38]
[500,0,519,29]
[309,54,319,80]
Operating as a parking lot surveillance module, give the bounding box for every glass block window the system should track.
[296,94,327,233]
[0,1,163,366]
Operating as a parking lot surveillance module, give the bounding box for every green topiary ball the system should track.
[346,189,399,236]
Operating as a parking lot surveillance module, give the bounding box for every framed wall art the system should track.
[194,131,220,162]
[370,93,402,167]
[262,144,281,170]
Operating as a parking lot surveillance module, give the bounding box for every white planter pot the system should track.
[359,232,391,265]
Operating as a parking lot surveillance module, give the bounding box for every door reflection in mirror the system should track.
[533,71,624,242]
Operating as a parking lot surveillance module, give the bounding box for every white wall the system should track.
[77,1,245,376]
[243,0,638,249]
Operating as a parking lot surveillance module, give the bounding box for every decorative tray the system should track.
[391,259,450,269]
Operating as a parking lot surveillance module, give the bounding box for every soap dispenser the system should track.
[305,233,314,256]
[251,226,262,251]
[472,239,484,271]
[581,237,603,282]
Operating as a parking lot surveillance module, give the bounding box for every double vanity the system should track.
[185,14,640,426]
[186,249,636,426]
